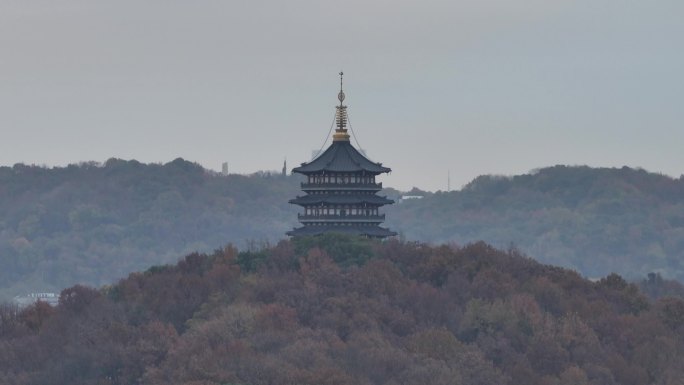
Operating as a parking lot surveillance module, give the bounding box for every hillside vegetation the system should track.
[2,161,684,299]
[386,165,684,281]
[2,236,684,385]
[0,159,299,299]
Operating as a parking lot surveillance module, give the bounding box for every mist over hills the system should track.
[1,159,684,299]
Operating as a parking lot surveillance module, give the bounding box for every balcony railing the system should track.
[298,214,385,223]
[301,182,382,190]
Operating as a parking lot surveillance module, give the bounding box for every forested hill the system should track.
[2,161,684,299]
[2,237,684,384]
[0,159,301,299]
[386,165,684,281]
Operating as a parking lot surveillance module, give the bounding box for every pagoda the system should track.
[287,73,396,238]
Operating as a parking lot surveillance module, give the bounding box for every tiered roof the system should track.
[287,224,396,238]
[289,194,393,206]
[292,141,390,174]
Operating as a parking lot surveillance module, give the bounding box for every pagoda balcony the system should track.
[298,214,385,223]
[300,182,382,191]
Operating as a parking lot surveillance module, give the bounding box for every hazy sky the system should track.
[1,0,682,191]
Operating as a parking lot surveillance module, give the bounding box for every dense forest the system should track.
[2,160,684,299]
[1,236,684,385]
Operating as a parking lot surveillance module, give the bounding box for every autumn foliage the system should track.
[2,236,684,384]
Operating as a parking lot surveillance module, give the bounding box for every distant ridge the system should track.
[1,161,684,300]
[386,165,684,281]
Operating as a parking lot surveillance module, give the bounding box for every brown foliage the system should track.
[2,238,684,384]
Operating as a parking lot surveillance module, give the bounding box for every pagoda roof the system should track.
[293,141,391,175]
[289,194,394,206]
[287,225,397,238]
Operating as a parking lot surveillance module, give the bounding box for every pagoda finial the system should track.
[333,71,350,142]
[338,71,345,105]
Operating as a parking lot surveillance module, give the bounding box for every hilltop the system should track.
[1,236,683,384]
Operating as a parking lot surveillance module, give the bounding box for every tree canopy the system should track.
[1,237,683,385]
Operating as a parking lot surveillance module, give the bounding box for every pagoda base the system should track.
[287,224,397,238]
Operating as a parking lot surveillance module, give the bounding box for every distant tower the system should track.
[282,158,287,176]
[287,73,396,238]
[221,162,229,176]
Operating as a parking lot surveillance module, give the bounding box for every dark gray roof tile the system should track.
[293,141,391,174]
[287,225,397,238]
[289,194,394,206]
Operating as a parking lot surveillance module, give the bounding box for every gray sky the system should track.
[1,0,682,191]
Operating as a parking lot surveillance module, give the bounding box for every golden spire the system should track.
[333,71,350,142]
